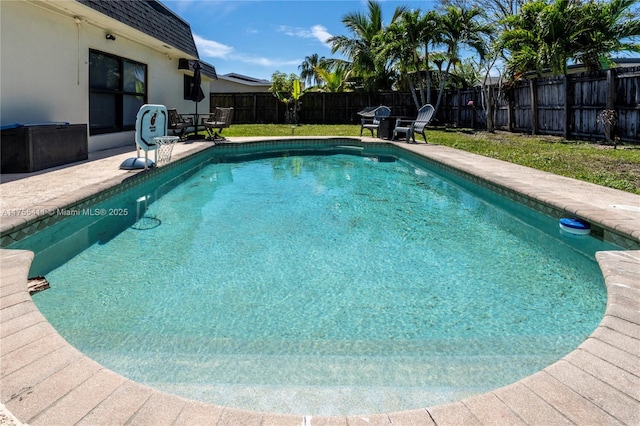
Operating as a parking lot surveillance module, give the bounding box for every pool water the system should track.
[32,152,609,415]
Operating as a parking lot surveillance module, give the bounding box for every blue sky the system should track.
[163,0,440,81]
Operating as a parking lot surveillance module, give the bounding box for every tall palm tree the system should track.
[376,10,424,106]
[433,5,492,115]
[571,0,640,71]
[500,0,548,78]
[502,0,640,77]
[328,0,406,92]
[299,54,326,88]
[417,10,441,104]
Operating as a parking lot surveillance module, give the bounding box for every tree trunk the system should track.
[433,61,453,117]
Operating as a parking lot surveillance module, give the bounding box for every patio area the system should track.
[1,137,638,425]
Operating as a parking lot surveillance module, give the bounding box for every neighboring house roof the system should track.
[219,73,271,87]
[76,0,217,79]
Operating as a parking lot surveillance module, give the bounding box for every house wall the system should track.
[211,78,270,93]
[1,1,209,152]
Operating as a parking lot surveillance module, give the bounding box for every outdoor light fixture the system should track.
[105,33,116,41]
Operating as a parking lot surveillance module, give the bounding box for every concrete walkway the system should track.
[1,137,638,425]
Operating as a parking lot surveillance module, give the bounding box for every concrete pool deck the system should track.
[1,136,638,425]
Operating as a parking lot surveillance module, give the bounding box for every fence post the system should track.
[345,94,349,124]
[253,94,257,123]
[563,75,570,139]
[507,86,514,131]
[605,68,616,143]
[322,93,326,124]
[486,85,494,131]
[530,78,538,135]
[456,90,462,126]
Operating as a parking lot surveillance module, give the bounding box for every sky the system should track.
[163,0,441,81]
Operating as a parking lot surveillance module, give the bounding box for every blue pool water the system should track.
[29,149,613,415]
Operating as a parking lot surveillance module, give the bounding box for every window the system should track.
[89,50,147,135]
[184,74,195,100]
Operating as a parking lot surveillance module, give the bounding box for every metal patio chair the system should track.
[203,107,234,142]
[167,108,193,141]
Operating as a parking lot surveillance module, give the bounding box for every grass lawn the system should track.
[218,124,640,195]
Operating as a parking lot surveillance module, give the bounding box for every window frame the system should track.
[88,49,148,135]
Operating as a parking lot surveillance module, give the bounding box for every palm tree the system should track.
[500,0,548,78]
[328,0,406,92]
[433,5,492,115]
[376,10,424,106]
[502,0,640,77]
[374,8,442,107]
[299,54,326,88]
[417,10,441,104]
[314,65,351,92]
[571,0,640,71]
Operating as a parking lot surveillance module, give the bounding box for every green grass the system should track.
[216,124,640,194]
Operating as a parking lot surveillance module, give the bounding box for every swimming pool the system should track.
[11,140,620,415]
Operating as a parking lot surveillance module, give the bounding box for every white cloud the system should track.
[233,54,300,68]
[278,24,332,47]
[310,25,332,45]
[193,34,233,58]
[193,34,299,69]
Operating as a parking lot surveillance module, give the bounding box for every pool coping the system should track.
[1,137,639,425]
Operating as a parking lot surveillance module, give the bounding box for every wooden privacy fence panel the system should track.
[436,88,483,129]
[512,81,533,133]
[569,72,608,139]
[536,76,565,136]
[210,66,639,143]
[494,67,639,142]
[210,92,421,124]
[615,68,640,141]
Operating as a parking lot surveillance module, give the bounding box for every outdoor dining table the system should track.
[184,113,208,138]
[377,115,410,140]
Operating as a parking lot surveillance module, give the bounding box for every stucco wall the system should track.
[1,1,209,152]
[211,79,270,93]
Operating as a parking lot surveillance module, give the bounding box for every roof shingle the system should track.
[77,0,217,79]
[77,0,198,58]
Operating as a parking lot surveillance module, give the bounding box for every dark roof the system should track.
[224,73,270,84]
[200,62,218,80]
[77,0,199,58]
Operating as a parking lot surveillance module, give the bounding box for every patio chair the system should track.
[359,106,391,137]
[167,108,193,141]
[203,107,234,142]
[393,104,435,143]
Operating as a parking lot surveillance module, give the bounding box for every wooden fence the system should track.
[492,66,640,143]
[210,66,640,143]
[208,92,420,125]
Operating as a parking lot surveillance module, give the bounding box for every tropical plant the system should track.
[270,71,305,124]
[299,53,327,88]
[432,5,493,115]
[373,8,444,108]
[328,0,406,92]
[501,0,640,77]
[314,61,352,92]
[571,0,640,71]
[449,58,482,88]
